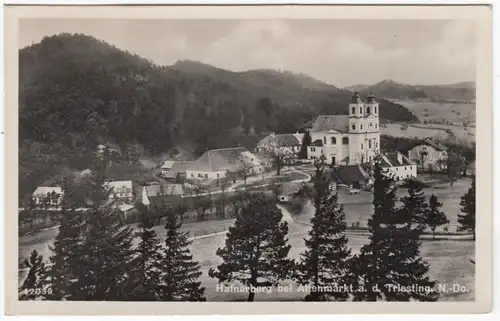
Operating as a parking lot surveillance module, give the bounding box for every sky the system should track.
[19,19,476,87]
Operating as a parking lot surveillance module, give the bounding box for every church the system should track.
[307,92,380,166]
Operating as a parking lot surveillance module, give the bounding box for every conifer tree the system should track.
[160,212,205,301]
[19,249,47,300]
[72,160,135,300]
[399,179,429,231]
[126,206,164,301]
[425,194,449,240]
[44,177,87,300]
[298,130,312,159]
[209,194,294,302]
[351,161,438,302]
[458,178,475,240]
[295,162,351,301]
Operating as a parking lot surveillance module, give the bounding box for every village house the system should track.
[307,92,380,166]
[32,186,64,209]
[160,148,196,177]
[141,183,184,208]
[408,138,448,171]
[380,151,417,181]
[186,147,265,181]
[330,165,373,189]
[104,180,134,203]
[256,132,304,158]
[277,182,304,203]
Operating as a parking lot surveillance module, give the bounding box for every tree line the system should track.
[19,158,475,302]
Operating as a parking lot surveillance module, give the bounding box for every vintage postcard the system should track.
[3,4,493,316]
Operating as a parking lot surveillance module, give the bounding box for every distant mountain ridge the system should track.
[346,79,476,103]
[19,33,417,196]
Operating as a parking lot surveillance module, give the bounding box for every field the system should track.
[391,100,476,125]
[381,100,476,145]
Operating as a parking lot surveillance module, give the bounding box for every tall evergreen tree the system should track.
[44,177,87,300]
[351,161,438,302]
[19,249,47,300]
[72,162,135,300]
[298,130,312,159]
[295,163,352,301]
[425,194,449,240]
[457,178,475,240]
[126,206,164,301]
[399,179,429,232]
[209,194,294,301]
[159,212,206,301]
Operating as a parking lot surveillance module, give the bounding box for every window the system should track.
[331,137,336,144]
[351,107,355,114]
[360,107,363,114]
[205,174,208,178]
[375,124,378,129]
[323,137,327,145]
[374,106,378,114]
[352,124,356,130]
[321,149,324,154]
[368,139,372,149]
[422,146,427,150]
[191,173,194,177]
[198,173,202,178]
[217,173,220,178]
[311,147,316,152]
[342,137,349,145]
[361,144,364,150]
[367,106,371,114]
[405,167,407,170]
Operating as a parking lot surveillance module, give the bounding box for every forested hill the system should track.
[19,33,417,196]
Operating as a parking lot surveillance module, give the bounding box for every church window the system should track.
[361,144,364,150]
[369,122,372,128]
[367,106,371,114]
[369,140,372,148]
[351,107,355,114]
[375,124,378,129]
[360,107,363,114]
[342,137,349,144]
[331,137,336,144]
[374,106,378,114]
[352,124,356,130]
[323,137,327,145]
[360,124,363,130]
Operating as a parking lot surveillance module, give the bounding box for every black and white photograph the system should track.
[4,4,493,315]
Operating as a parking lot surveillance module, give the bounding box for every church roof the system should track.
[311,115,350,133]
[257,133,302,148]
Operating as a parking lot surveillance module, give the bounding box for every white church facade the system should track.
[307,92,380,166]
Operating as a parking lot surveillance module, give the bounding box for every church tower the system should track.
[348,92,380,165]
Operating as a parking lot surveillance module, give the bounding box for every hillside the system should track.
[19,33,417,197]
[347,79,476,103]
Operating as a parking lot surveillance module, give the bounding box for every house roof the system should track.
[161,151,195,169]
[312,139,324,147]
[311,115,350,133]
[33,186,63,197]
[165,161,196,178]
[421,138,448,152]
[279,182,303,196]
[383,152,414,167]
[257,133,302,148]
[332,165,370,185]
[143,184,184,197]
[192,147,262,172]
[104,180,133,192]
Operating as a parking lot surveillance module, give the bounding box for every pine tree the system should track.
[19,249,47,300]
[126,207,164,301]
[72,163,135,300]
[44,177,87,300]
[298,130,312,159]
[295,163,352,301]
[399,179,429,232]
[159,213,206,301]
[425,194,449,240]
[458,178,475,240]
[209,194,294,302]
[351,161,438,301]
